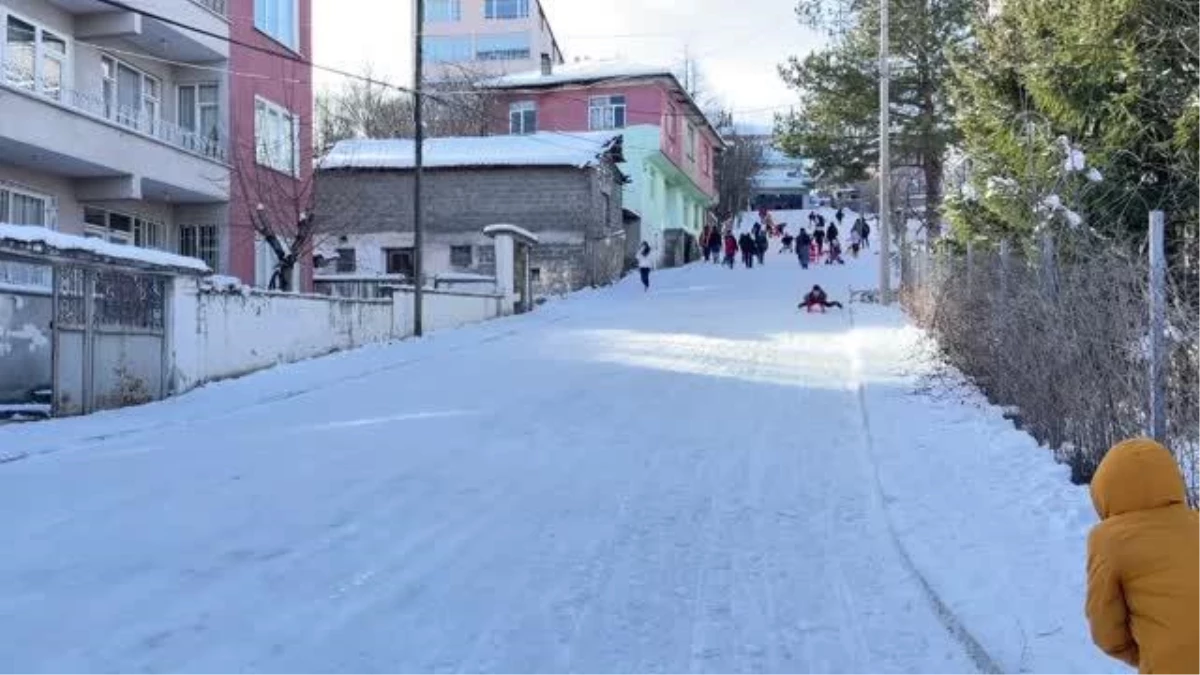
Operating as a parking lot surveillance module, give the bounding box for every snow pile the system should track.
[0,224,209,272]
[481,59,673,89]
[1086,168,1104,183]
[482,223,540,243]
[200,274,251,295]
[320,132,622,171]
[1056,136,1088,173]
[985,176,1019,197]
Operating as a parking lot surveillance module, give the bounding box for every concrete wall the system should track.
[167,277,505,393]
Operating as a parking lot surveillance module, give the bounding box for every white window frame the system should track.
[0,184,48,226]
[180,224,219,271]
[254,0,299,51]
[508,100,536,135]
[484,0,530,19]
[255,95,300,176]
[425,0,462,22]
[1,10,71,101]
[588,94,626,131]
[101,54,161,134]
[474,31,530,61]
[177,82,222,155]
[82,206,165,249]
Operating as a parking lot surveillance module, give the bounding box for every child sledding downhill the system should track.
[799,284,843,312]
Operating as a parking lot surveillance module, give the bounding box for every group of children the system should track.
[778,209,873,270]
[698,222,770,269]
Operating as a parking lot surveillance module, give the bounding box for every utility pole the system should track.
[878,0,892,304]
[412,0,425,336]
[1148,210,1166,441]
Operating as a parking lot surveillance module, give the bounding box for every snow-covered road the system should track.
[0,215,1122,673]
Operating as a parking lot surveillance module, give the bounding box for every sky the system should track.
[312,0,827,128]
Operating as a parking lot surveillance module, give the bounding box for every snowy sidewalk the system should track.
[0,221,1120,673]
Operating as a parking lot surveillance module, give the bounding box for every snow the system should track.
[483,222,540,243]
[201,274,247,291]
[0,217,1124,673]
[1086,167,1104,183]
[320,132,621,171]
[481,59,674,89]
[434,272,495,282]
[0,224,210,272]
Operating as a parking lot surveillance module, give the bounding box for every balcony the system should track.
[0,64,229,203]
[47,0,229,62]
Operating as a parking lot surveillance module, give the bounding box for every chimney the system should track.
[540,53,552,76]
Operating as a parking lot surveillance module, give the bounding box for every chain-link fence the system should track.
[900,225,1199,505]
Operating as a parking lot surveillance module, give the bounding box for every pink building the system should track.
[228,0,314,290]
[482,61,723,262]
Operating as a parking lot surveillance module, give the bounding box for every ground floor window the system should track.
[83,206,163,248]
[384,247,414,278]
[0,185,47,225]
[449,245,473,268]
[180,224,219,271]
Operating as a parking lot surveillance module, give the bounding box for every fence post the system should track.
[1148,210,1167,442]
[966,239,975,291]
[999,239,1010,299]
[1040,230,1057,297]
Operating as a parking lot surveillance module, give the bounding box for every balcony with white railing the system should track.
[1,62,228,163]
[190,0,229,16]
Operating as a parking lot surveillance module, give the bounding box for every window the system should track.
[485,0,529,19]
[180,225,219,270]
[449,245,473,268]
[83,206,164,248]
[423,36,473,63]
[4,14,68,101]
[254,0,298,50]
[686,123,696,161]
[702,144,712,176]
[255,96,299,175]
[509,101,537,134]
[426,0,461,22]
[664,105,677,139]
[0,186,46,225]
[177,83,221,156]
[102,56,161,133]
[475,32,530,61]
[530,267,541,282]
[384,247,414,278]
[335,247,356,273]
[588,95,626,130]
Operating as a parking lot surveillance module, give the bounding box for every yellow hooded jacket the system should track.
[1086,438,1198,674]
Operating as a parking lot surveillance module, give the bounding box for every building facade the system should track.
[481,60,723,266]
[0,0,312,288]
[751,144,812,211]
[314,133,628,297]
[421,0,564,82]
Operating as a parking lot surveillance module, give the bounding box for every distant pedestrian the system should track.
[699,225,715,263]
[813,222,826,255]
[826,238,845,265]
[836,207,845,226]
[780,232,795,254]
[861,219,872,248]
[796,228,812,269]
[709,226,724,263]
[827,221,840,243]
[723,232,737,268]
[636,241,654,291]
[738,232,756,269]
[754,230,769,265]
[849,229,863,258]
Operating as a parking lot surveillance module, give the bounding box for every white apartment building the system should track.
[421,0,564,82]
[0,0,230,271]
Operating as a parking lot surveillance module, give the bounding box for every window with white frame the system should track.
[423,35,473,63]
[83,206,164,248]
[686,123,696,161]
[177,83,221,155]
[254,0,298,50]
[101,55,161,134]
[475,32,530,61]
[180,224,219,271]
[509,100,536,134]
[0,185,47,225]
[702,143,712,176]
[255,96,299,175]
[485,0,529,19]
[588,95,626,131]
[3,13,68,101]
[426,0,461,22]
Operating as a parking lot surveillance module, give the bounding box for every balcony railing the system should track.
[189,0,228,16]
[1,62,228,163]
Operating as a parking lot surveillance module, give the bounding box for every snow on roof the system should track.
[481,59,675,89]
[753,167,811,191]
[319,132,622,171]
[435,271,496,282]
[483,223,540,243]
[0,223,210,273]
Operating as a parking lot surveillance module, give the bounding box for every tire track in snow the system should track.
[845,303,1003,675]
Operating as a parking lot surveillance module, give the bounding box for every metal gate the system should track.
[0,255,54,418]
[53,265,167,416]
